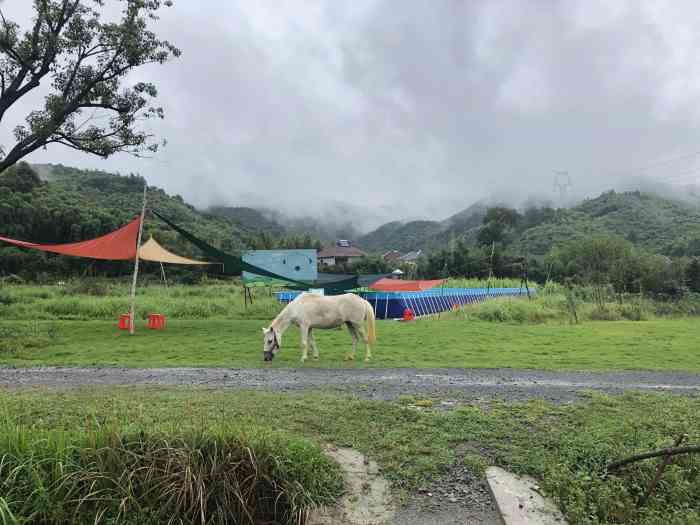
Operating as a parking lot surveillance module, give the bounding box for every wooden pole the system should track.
[160,261,168,288]
[129,184,147,335]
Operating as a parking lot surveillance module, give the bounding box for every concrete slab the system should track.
[485,467,567,525]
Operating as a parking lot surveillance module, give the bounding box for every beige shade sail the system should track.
[138,237,215,265]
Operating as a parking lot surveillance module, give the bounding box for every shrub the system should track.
[464,297,560,324]
[0,323,60,355]
[587,305,622,321]
[0,429,342,525]
[0,288,14,306]
[63,279,112,297]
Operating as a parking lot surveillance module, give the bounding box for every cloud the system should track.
[3,0,700,231]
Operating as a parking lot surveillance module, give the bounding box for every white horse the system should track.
[262,292,376,363]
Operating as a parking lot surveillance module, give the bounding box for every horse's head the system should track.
[262,327,280,362]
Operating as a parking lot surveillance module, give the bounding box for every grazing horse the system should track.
[262,292,376,363]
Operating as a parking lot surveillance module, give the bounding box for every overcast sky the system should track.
[4,1,700,231]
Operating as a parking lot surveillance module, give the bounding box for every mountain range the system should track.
[5,163,700,261]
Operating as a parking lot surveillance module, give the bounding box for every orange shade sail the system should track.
[0,217,141,260]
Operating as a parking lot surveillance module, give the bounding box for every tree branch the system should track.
[0,0,177,172]
[606,445,700,472]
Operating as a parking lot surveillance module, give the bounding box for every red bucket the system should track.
[118,313,132,331]
[148,313,166,330]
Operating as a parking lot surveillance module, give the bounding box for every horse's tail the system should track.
[365,300,377,344]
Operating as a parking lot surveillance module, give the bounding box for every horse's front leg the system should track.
[300,324,309,363]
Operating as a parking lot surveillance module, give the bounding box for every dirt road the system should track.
[1,367,697,402]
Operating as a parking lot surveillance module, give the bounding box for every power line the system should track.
[603,149,700,180]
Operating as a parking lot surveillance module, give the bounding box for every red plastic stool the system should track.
[403,308,415,321]
[118,313,132,331]
[148,313,166,330]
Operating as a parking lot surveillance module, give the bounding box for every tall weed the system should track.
[0,427,342,525]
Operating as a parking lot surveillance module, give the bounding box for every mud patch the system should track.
[308,446,395,525]
[392,459,499,525]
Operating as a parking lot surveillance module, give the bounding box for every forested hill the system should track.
[513,191,700,256]
[359,191,700,257]
[2,163,246,254]
[357,202,488,253]
[0,163,315,278]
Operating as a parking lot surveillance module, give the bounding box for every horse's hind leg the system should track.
[354,323,372,362]
[309,329,319,360]
[300,324,310,363]
[345,322,358,361]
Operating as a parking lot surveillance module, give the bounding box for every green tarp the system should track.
[153,210,380,293]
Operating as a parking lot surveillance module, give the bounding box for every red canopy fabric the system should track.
[0,217,141,260]
[369,278,446,292]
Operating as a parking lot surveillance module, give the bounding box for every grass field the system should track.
[0,317,698,370]
[1,388,698,524]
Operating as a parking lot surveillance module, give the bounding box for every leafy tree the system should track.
[244,232,322,250]
[483,206,521,228]
[0,0,180,173]
[477,221,505,246]
[521,205,556,229]
[0,161,42,192]
[350,256,391,275]
[477,206,522,246]
[687,258,700,293]
[549,236,634,305]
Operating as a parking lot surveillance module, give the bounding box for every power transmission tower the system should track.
[553,171,572,206]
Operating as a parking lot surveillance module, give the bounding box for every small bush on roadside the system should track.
[62,279,112,297]
[0,288,14,306]
[0,324,60,355]
[587,305,623,321]
[461,297,561,324]
[0,428,343,525]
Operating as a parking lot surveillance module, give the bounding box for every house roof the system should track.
[318,246,367,258]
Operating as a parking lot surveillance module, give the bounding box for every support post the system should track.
[160,262,168,288]
[129,184,148,335]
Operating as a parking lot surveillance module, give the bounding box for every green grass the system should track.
[0,388,698,524]
[0,318,698,371]
[0,281,283,321]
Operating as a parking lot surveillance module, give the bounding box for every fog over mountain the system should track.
[3,1,700,232]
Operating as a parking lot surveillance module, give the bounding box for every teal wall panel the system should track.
[242,249,317,282]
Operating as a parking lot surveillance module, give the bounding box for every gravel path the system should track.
[1,366,698,402]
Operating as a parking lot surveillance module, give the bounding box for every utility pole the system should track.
[553,171,572,206]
